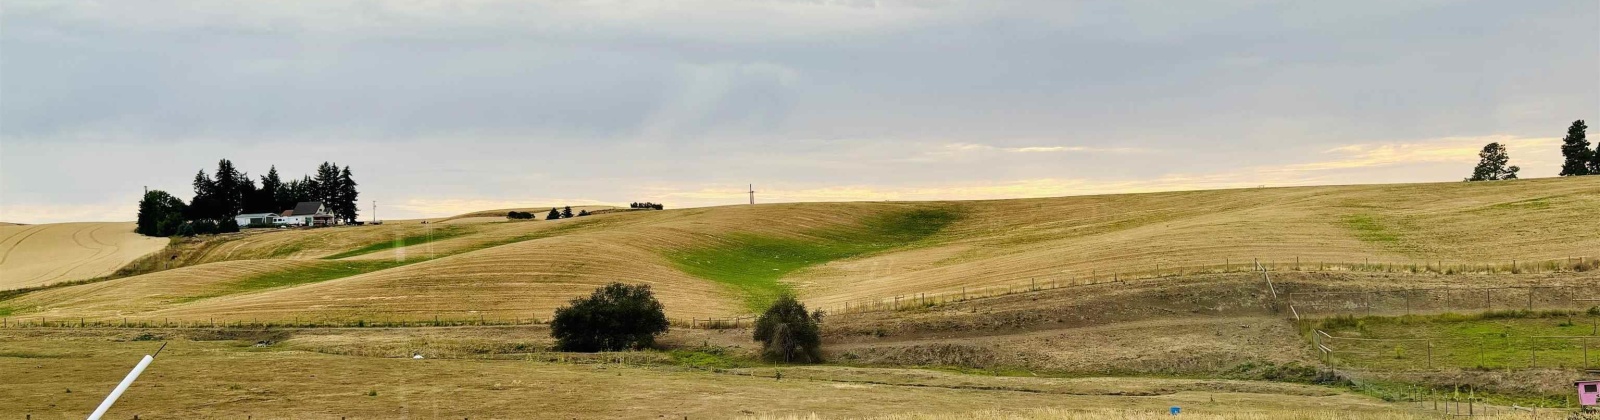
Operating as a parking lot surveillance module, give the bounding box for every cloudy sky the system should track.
[2,1,1596,223]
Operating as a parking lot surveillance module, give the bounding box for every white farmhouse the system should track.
[278,202,335,227]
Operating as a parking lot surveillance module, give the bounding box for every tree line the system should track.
[630,202,665,210]
[136,159,361,237]
[1468,120,1595,181]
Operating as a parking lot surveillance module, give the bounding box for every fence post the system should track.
[1426,342,1432,369]
[1527,287,1534,311]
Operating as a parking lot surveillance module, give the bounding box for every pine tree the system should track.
[261,166,287,212]
[546,208,562,220]
[213,159,245,217]
[561,206,574,218]
[1466,142,1520,181]
[337,166,359,223]
[313,162,341,207]
[1559,120,1591,176]
[189,169,219,220]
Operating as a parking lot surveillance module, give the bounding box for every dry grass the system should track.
[0,328,1420,419]
[794,177,1600,307]
[0,222,168,290]
[750,407,1541,419]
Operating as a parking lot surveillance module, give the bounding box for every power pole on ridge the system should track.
[748,184,756,205]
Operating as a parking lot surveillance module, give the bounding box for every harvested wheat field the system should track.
[0,328,1424,419]
[0,222,167,290]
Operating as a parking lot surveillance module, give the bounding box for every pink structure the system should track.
[1579,380,1600,406]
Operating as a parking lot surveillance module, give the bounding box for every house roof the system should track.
[289,202,324,216]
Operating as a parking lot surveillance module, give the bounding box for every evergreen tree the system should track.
[1466,142,1520,181]
[1559,120,1591,176]
[189,169,220,220]
[561,206,574,218]
[260,166,287,212]
[212,159,246,217]
[313,162,341,207]
[546,208,562,220]
[337,166,359,223]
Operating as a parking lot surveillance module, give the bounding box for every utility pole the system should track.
[748,184,756,205]
[372,201,377,223]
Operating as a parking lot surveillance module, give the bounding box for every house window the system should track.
[1586,383,1597,393]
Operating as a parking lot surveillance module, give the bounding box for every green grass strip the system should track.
[322,225,473,260]
[174,260,413,303]
[667,207,961,312]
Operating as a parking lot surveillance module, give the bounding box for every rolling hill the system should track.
[0,222,168,289]
[2,177,1597,322]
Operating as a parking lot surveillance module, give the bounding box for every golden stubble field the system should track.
[0,222,168,290]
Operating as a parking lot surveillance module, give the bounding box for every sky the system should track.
[2,0,1596,224]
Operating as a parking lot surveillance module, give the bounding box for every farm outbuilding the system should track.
[1580,380,1599,406]
[234,213,278,227]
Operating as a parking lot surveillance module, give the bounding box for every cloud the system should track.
[1272,135,1560,173]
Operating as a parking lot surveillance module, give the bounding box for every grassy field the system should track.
[1313,310,1600,371]
[3,177,1598,323]
[0,327,1423,419]
[4,178,1600,417]
[669,207,960,310]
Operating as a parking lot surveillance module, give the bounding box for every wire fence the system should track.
[1313,328,1600,372]
[814,255,1598,317]
[1290,285,1600,317]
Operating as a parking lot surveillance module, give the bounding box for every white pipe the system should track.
[87,354,153,420]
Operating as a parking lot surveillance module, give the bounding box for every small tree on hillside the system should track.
[752,294,824,363]
[1466,142,1520,181]
[1559,120,1591,176]
[550,283,670,352]
[561,206,574,218]
[546,208,562,220]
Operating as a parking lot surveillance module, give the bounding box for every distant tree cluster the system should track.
[1558,120,1598,176]
[135,190,188,237]
[630,202,665,210]
[135,159,362,237]
[506,211,536,220]
[545,206,588,220]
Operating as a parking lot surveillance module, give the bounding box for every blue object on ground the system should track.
[1170,406,1180,415]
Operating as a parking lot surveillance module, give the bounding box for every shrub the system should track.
[176,222,197,237]
[218,219,240,233]
[506,211,535,220]
[550,283,669,352]
[752,294,824,363]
